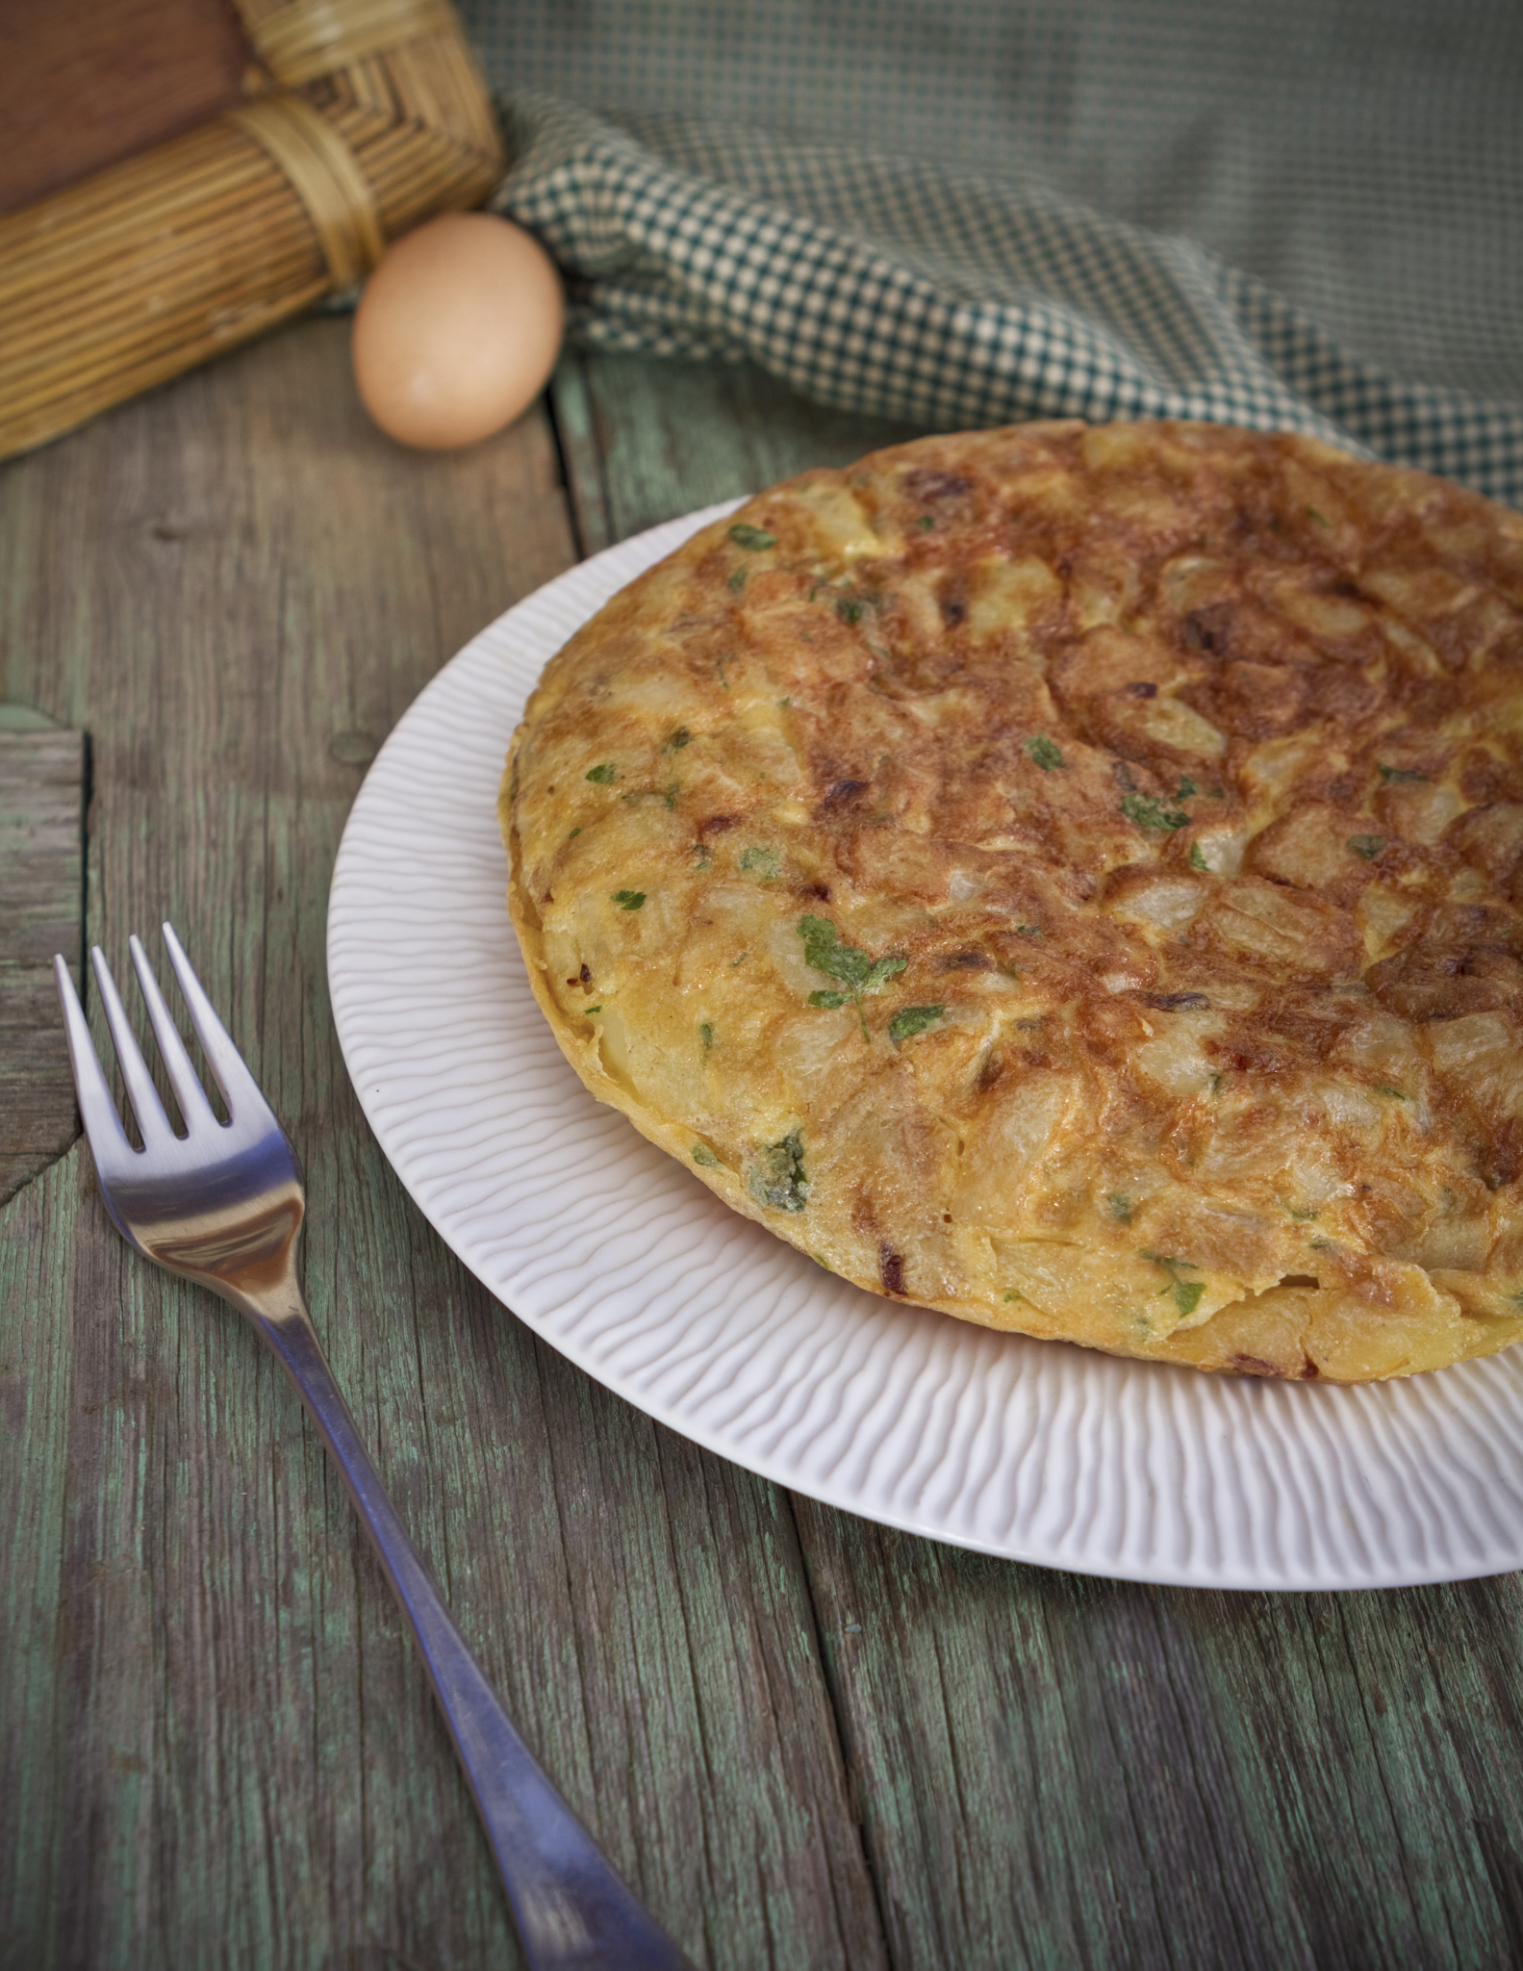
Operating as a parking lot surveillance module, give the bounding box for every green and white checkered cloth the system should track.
[461,1,1523,503]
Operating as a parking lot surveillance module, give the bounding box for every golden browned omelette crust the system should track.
[502,420,1523,1382]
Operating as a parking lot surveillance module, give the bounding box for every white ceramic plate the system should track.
[328,502,1523,1590]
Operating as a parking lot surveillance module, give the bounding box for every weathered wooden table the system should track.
[5,320,1523,1971]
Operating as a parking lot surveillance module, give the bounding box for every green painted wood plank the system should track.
[797,1513,1523,1969]
[562,343,1523,1971]
[0,1146,78,1970]
[0,321,882,1970]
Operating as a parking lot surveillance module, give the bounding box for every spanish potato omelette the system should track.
[502,420,1523,1382]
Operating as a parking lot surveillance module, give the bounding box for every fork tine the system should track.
[129,935,221,1132]
[91,945,178,1143]
[53,953,135,1163]
[158,923,271,1121]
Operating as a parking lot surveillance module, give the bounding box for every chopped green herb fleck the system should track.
[1122,792,1190,832]
[776,696,792,708]
[1142,1252,1203,1316]
[662,782,679,809]
[1016,924,1042,938]
[738,845,781,879]
[1189,840,1209,872]
[809,989,849,1009]
[1347,834,1386,860]
[1209,1072,1223,1095]
[583,1005,602,1015]
[1003,1290,1024,1303]
[1287,1205,1320,1221]
[1177,776,1198,798]
[728,567,746,592]
[665,727,692,751]
[1305,506,1331,527]
[729,523,777,552]
[888,1003,946,1045]
[1026,734,1064,771]
[1107,1193,1134,1223]
[798,914,908,1040]
[612,889,646,911]
[835,596,866,626]
[1374,1083,1409,1100]
[748,1129,808,1213]
[568,826,582,839]
[1378,764,1429,784]
[730,951,748,967]
[699,1022,714,1050]
[585,762,617,784]
[797,917,904,991]
[692,1145,720,1168]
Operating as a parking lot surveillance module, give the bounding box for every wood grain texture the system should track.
[553,344,1523,1971]
[0,720,84,1204]
[796,1508,1523,1970]
[0,0,252,217]
[0,320,881,1970]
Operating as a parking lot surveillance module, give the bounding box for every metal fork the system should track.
[55,925,696,1971]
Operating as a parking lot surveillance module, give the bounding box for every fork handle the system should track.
[250,1295,696,1971]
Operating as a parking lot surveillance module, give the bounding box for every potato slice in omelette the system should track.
[502,421,1523,1382]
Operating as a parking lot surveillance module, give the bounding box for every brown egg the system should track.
[352,213,565,449]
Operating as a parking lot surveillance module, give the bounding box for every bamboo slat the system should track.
[0,0,504,460]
